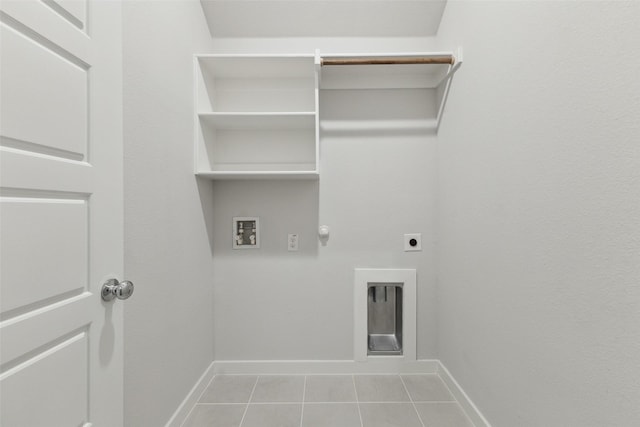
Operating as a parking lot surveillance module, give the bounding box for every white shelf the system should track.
[197,55,316,113]
[196,171,319,180]
[320,118,438,134]
[198,112,315,130]
[194,54,319,179]
[198,54,315,78]
[194,51,462,178]
[197,116,317,175]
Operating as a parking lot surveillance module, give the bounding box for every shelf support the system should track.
[435,47,463,131]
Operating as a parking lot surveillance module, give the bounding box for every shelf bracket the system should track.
[435,47,464,132]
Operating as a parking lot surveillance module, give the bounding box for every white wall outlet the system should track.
[404,233,422,251]
[288,234,299,251]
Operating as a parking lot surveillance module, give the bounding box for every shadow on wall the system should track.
[196,176,217,256]
[320,89,438,137]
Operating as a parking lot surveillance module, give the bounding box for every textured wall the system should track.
[122,2,215,426]
[435,1,640,426]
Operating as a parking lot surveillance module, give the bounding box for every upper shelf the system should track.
[194,51,462,180]
[194,54,320,180]
[196,55,317,113]
[198,54,316,79]
[319,51,460,90]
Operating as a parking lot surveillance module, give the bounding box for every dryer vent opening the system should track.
[367,283,403,356]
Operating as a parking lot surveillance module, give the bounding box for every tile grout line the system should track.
[238,376,260,427]
[299,375,307,427]
[178,374,217,427]
[181,373,473,427]
[400,375,426,427]
[352,375,364,427]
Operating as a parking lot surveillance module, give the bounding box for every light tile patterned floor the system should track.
[182,374,475,427]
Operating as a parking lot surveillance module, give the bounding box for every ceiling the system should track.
[200,1,447,38]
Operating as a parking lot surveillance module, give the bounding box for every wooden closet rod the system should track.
[321,55,455,66]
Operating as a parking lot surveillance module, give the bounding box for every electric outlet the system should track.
[404,233,422,251]
[288,234,299,251]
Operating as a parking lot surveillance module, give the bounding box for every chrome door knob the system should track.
[102,278,134,301]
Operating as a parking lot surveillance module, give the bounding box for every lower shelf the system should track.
[196,170,319,180]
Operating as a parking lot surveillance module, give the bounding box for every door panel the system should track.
[43,0,87,30]
[1,198,87,313]
[0,294,92,364]
[0,150,93,192]
[1,333,88,426]
[0,0,89,60]
[0,23,88,155]
[0,1,123,426]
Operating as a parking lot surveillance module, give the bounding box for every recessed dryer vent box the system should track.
[368,283,403,356]
[354,269,416,362]
[233,217,260,249]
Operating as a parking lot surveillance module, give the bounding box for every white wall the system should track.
[123,2,640,424]
[209,38,440,360]
[122,2,215,426]
[121,3,441,421]
[435,2,640,426]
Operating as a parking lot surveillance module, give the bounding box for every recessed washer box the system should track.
[233,217,260,249]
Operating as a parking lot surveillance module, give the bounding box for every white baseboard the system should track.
[212,358,439,375]
[437,361,492,427]
[164,359,490,427]
[164,361,215,427]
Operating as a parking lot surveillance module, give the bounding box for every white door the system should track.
[0,1,124,426]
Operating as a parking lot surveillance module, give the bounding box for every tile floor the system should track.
[182,374,475,427]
